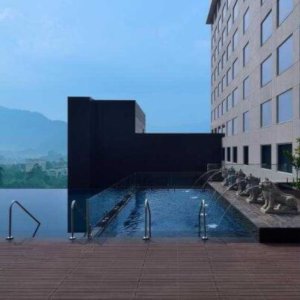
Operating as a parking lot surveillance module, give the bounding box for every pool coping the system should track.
[209,182,300,243]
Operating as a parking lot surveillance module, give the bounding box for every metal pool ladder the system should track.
[6,200,41,241]
[69,200,77,240]
[142,199,152,241]
[198,199,208,241]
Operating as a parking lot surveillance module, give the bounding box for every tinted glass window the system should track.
[243,146,249,165]
[261,145,272,169]
[261,55,272,86]
[261,11,272,45]
[233,147,238,163]
[243,42,250,66]
[277,35,293,74]
[278,144,293,173]
[261,100,272,127]
[243,8,250,33]
[277,89,293,123]
[278,0,293,25]
[227,147,231,162]
[243,76,250,99]
[243,111,249,132]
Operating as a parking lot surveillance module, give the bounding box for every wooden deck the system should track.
[1,239,300,299]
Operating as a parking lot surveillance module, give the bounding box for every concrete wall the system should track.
[209,0,300,182]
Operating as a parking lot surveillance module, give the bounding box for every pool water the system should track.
[0,188,255,240]
[0,189,67,239]
[100,188,254,238]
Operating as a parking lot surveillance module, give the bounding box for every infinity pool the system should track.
[100,188,255,238]
[0,187,256,240]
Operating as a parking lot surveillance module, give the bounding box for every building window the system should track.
[261,145,272,169]
[233,29,239,51]
[222,75,226,90]
[233,1,239,23]
[222,99,226,114]
[227,67,232,85]
[232,117,238,135]
[226,119,232,136]
[278,144,293,173]
[218,39,222,54]
[243,146,249,165]
[227,15,232,35]
[227,41,232,60]
[222,28,226,46]
[222,52,226,68]
[233,147,238,163]
[277,89,293,123]
[243,76,250,99]
[227,147,231,162]
[227,94,232,111]
[243,8,250,34]
[261,10,272,45]
[243,111,249,132]
[261,100,272,127]
[232,88,238,107]
[277,35,293,75]
[261,55,272,87]
[232,58,238,79]
[243,42,249,67]
[277,0,293,26]
[222,5,227,21]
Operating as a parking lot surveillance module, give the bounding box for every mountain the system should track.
[0,106,67,160]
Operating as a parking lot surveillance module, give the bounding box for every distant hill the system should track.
[0,106,67,160]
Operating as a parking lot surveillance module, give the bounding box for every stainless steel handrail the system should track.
[198,199,208,241]
[69,200,77,240]
[142,199,151,240]
[6,200,41,241]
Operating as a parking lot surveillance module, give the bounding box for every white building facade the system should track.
[207,0,300,182]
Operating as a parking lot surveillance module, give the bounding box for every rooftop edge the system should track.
[206,0,219,25]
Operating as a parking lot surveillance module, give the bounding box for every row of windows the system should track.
[224,143,293,173]
[212,9,246,73]
[212,0,294,86]
[212,89,294,134]
[212,0,293,50]
[212,0,236,48]
[261,35,293,87]
[212,0,246,52]
[212,33,294,115]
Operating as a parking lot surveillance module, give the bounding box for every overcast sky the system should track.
[0,0,211,132]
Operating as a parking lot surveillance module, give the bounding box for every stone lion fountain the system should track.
[260,178,298,214]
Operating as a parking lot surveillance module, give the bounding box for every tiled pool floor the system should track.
[1,239,300,299]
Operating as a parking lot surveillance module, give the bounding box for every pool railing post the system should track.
[143,199,151,240]
[6,202,14,240]
[199,199,208,241]
[69,200,77,241]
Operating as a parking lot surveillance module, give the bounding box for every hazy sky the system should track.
[0,0,211,132]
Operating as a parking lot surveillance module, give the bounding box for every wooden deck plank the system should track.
[0,240,299,299]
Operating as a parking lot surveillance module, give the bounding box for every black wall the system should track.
[68,97,223,191]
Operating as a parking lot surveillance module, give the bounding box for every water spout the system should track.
[201,170,223,190]
[193,169,221,187]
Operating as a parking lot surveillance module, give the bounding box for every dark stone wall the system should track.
[68,97,223,191]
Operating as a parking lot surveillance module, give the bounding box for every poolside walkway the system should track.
[1,239,300,299]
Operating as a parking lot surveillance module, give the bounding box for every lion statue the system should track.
[246,174,262,203]
[260,178,298,214]
[236,169,247,196]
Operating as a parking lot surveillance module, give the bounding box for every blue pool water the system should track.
[100,188,254,238]
[0,189,67,239]
[0,188,255,240]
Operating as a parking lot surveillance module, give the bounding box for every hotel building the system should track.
[207,0,300,181]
